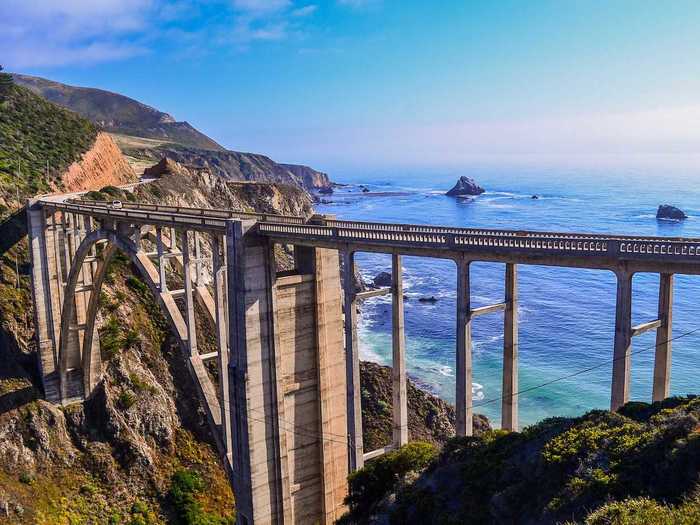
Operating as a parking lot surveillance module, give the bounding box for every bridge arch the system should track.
[57,227,189,399]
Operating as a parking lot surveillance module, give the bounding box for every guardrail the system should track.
[42,199,700,264]
[258,221,700,263]
[70,199,307,225]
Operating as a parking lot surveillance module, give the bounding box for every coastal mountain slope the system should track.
[11,73,332,191]
[12,74,224,151]
[342,397,700,525]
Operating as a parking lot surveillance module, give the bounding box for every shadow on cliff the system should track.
[0,206,41,415]
[0,206,28,257]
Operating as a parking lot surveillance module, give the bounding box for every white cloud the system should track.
[231,0,291,14]
[291,4,318,17]
[336,0,378,8]
[0,0,157,68]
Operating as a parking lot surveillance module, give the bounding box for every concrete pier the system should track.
[502,263,519,431]
[391,253,408,447]
[455,259,473,436]
[653,273,674,402]
[343,250,364,471]
[611,271,633,411]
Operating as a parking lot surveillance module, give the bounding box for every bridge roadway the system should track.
[46,197,700,274]
[30,196,697,524]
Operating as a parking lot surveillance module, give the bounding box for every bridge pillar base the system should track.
[227,221,348,525]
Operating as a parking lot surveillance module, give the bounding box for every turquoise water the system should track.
[316,166,700,427]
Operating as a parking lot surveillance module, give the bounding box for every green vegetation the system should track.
[84,185,136,202]
[341,397,700,524]
[117,390,137,410]
[0,66,13,98]
[581,493,700,525]
[341,442,438,522]
[168,469,234,525]
[0,82,97,213]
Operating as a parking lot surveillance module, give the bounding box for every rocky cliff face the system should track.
[134,157,314,216]
[60,132,135,193]
[279,163,332,191]
[360,361,490,451]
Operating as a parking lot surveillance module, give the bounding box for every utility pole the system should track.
[15,159,21,288]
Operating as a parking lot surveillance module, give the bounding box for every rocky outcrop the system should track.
[657,204,687,221]
[279,163,332,192]
[133,159,314,217]
[60,132,135,193]
[360,361,490,451]
[445,176,485,197]
[373,271,392,287]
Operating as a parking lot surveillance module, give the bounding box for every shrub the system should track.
[19,472,34,485]
[168,469,233,525]
[583,492,700,525]
[345,442,437,516]
[118,390,137,410]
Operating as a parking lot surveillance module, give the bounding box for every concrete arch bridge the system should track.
[27,197,700,524]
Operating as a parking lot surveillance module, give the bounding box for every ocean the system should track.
[316,165,700,427]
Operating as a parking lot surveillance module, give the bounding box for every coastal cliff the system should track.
[279,163,333,191]
[60,132,135,192]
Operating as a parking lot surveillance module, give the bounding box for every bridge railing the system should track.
[68,199,307,225]
[43,199,700,263]
[316,217,700,243]
[258,221,700,262]
[44,201,230,231]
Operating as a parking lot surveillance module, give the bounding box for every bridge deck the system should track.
[41,198,700,274]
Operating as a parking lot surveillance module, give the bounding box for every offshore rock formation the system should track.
[373,271,392,287]
[446,176,485,197]
[60,132,135,193]
[657,204,687,221]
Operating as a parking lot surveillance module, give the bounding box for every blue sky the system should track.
[3,0,700,171]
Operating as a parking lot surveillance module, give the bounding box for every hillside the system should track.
[341,397,700,525]
[0,81,98,213]
[118,139,326,190]
[11,74,333,191]
[12,74,224,151]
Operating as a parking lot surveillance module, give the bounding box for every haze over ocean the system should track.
[318,166,700,426]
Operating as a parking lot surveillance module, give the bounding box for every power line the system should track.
[206,324,700,448]
[470,325,700,412]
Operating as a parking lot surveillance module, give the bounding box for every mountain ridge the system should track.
[11,73,333,191]
[12,73,224,152]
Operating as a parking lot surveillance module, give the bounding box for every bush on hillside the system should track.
[168,469,234,525]
[342,441,438,521]
[347,397,700,524]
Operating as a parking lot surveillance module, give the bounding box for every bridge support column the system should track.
[343,250,364,471]
[314,247,350,524]
[392,253,408,447]
[27,201,60,401]
[653,273,674,402]
[182,230,198,357]
[611,271,633,411]
[213,235,233,466]
[456,259,473,436]
[502,263,518,431]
